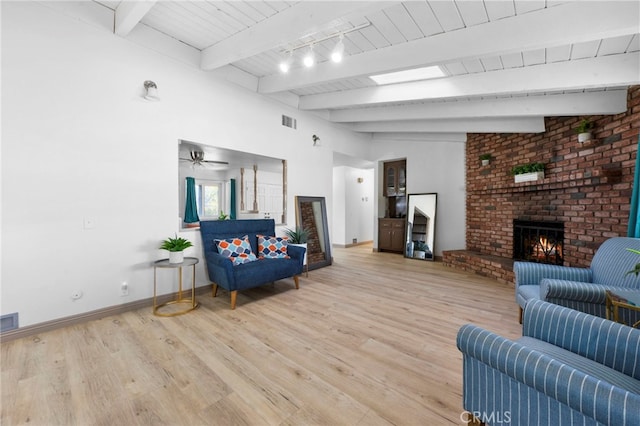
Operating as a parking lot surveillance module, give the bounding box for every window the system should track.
[195,179,224,219]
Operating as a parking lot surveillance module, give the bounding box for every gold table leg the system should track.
[154,263,199,317]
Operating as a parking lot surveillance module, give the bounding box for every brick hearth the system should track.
[443,86,640,285]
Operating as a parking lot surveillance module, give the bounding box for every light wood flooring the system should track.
[1,244,522,426]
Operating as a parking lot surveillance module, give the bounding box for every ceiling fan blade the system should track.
[202,160,229,165]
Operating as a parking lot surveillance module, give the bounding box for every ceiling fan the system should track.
[180,150,229,167]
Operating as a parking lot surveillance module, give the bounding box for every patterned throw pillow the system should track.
[257,235,290,259]
[215,235,257,266]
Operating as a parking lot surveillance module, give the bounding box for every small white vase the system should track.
[169,251,184,264]
[578,132,592,143]
[481,159,490,166]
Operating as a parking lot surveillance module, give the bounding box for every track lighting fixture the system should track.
[276,22,371,74]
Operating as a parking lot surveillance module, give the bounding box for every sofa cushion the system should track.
[517,284,540,307]
[257,235,290,259]
[517,336,640,394]
[215,235,258,266]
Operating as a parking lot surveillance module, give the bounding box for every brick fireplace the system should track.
[443,86,640,284]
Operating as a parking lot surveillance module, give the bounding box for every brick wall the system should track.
[444,86,639,282]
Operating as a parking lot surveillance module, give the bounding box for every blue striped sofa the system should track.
[515,237,640,324]
[457,300,640,425]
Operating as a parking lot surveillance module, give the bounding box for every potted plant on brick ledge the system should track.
[575,118,594,143]
[511,162,545,183]
[479,153,491,166]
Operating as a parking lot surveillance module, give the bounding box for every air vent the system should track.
[282,115,297,129]
[1,313,19,332]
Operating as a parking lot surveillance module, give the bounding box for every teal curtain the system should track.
[230,178,237,220]
[184,177,200,224]
[628,135,640,237]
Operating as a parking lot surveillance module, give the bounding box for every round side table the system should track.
[153,257,199,316]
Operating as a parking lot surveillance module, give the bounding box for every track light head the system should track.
[279,51,293,73]
[331,36,345,63]
[303,46,315,68]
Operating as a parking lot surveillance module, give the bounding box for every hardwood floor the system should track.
[1,244,522,425]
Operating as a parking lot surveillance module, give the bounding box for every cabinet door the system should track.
[379,220,393,249]
[385,165,396,196]
[397,164,406,195]
[390,221,405,251]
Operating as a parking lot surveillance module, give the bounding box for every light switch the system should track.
[83,217,96,230]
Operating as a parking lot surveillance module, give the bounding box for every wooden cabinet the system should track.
[383,160,406,197]
[378,218,406,253]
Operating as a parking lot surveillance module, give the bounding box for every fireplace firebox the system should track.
[513,220,564,265]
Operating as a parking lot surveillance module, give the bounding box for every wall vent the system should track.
[1,313,19,332]
[282,115,297,129]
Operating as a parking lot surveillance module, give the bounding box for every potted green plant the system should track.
[413,240,430,260]
[511,162,545,183]
[284,227,309,266]
[575,118,594,143]
[160,234,193,263]
[479,153,491,166]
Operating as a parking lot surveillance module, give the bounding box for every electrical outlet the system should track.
[120,282,129,297]
[71,290,83,300]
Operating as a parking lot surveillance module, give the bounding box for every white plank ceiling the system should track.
[95,0,640,137]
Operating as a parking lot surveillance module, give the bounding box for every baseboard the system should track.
[0,285,213,343]
[333,240,373,249]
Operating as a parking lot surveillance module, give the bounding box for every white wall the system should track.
[332,167,347,245]
[1,1,371,327]
[332,166,374,246]
[370,138,466,255]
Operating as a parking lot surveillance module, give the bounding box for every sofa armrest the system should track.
[514,261,592,287]
[539,280,620,304]
[523,300,640,379]
[457,323,640,425]
[286,244,306,270]
[204,252,237,290]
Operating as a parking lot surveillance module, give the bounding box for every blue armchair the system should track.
[515,236,640,323]
[457,300,640,425]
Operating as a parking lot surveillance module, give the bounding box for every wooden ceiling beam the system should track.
[114,0,156,36]
[329,90,629,123]
[348,117,546,134]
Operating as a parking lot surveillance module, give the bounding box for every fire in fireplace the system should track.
[513,220,564,265]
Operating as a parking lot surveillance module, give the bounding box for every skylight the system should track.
[370,66,446,85]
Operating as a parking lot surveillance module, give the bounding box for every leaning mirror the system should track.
[405,193,437,261]
[178,140,286,228]
[295,196,332,270]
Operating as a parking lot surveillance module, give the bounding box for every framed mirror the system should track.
[295,196,332,270]
[405,193,437,261]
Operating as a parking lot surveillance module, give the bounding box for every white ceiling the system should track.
[96,0,640,137]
